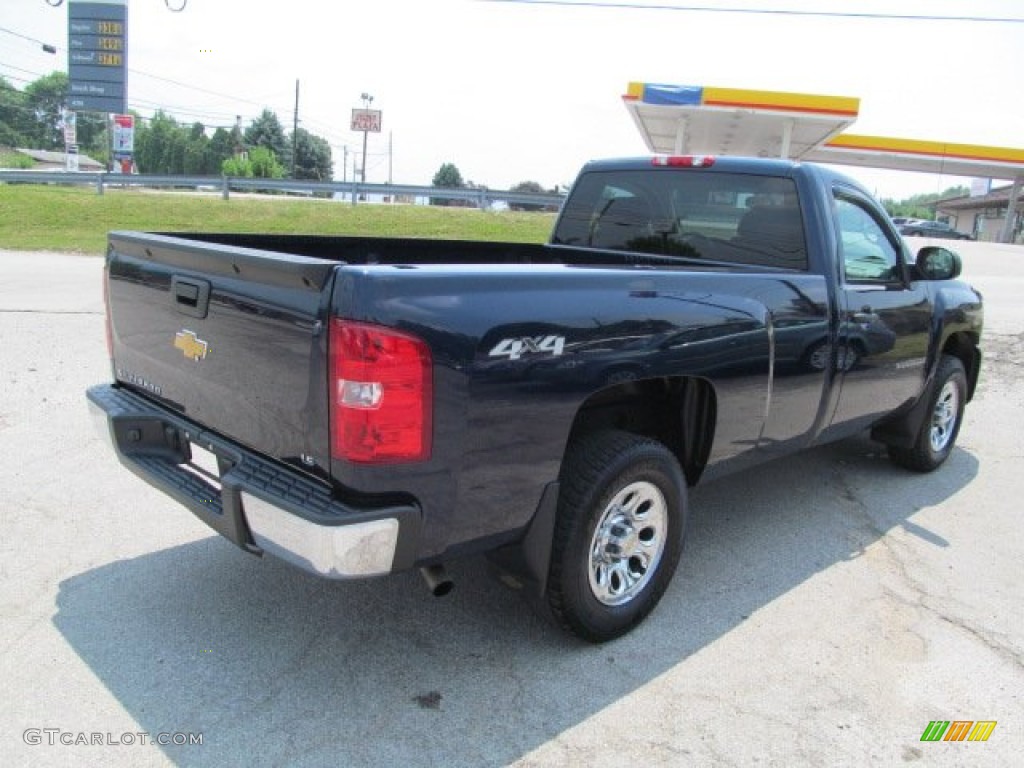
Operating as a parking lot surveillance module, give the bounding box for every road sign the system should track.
[351,109,382,133]
[112,113,134,152]
[68,1,127,114]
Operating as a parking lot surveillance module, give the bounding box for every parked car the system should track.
[899,220,973,240]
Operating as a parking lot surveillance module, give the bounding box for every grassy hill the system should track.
[0,185,556,254]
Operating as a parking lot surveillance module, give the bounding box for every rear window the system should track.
[553,170,807,270]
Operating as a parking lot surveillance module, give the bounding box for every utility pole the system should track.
[291,79,299,177]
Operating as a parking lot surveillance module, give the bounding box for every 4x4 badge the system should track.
[174,330,209,361]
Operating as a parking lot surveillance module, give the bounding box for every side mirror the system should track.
[916,246,962,280]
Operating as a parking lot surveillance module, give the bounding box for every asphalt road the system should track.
[1,242,1021,767]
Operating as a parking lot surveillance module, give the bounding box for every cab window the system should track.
[553,170,808,270]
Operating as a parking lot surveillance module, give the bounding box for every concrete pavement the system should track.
[0,244,1020,767]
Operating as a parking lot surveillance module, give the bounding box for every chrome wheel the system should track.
[587,480,668,606]
[929,379,959,453]
[548,430,687,641]
[886,355,967,473]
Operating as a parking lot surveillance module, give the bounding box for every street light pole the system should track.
[360,92,373,185]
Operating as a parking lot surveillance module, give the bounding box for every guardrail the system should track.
[0,170,566,210]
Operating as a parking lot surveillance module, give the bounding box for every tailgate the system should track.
[106,232,337,472]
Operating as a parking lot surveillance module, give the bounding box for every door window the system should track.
[834,196,901,282]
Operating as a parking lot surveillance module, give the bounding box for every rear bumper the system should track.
[86,384,420,579]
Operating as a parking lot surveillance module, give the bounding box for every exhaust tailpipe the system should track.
[420,564,454,597]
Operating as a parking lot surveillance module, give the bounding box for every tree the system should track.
[229,119,245,158]
[0,72,106,162]
[0,76,31,147]
[433,162,464,188]
[135,111,184,174]
[509,180,546,211]
[23,71,68,149]
[80,120,109,168]
[222,154,253,177]
[73,113,107,161]
[162,128,187,175]
[205,127,234,175]
[881,186,970,220]
[290,127,332,181]
[248,145,285,179]
[244,109,287,160]
[431,162,466,206]
[183,122,209,175]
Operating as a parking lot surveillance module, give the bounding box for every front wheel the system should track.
[547,430,687,642]
[888,354,967,472]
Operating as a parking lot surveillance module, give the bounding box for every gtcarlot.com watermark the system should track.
[24,728,203,747]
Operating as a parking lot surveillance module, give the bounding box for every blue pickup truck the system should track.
[88,156,983,641]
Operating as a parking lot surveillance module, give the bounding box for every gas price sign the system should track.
[68,0,127,114]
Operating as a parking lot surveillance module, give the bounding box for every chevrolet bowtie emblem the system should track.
[174,330,209,361]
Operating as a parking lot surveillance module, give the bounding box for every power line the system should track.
[2,23,375,145]
[0,67,301,133]
[0,61,49,79]
[128,99,248,124]
[0,25,54,47]
[480,0,1024,24]
[130,69,286,112]
[1,23,296,113]
[5,33,384,157]
[0,73,34,88]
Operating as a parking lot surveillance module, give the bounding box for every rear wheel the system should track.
[547,430,687,642]
[887,354,967,472]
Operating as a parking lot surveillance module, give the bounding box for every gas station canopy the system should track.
[806,134,1024,181]
[623,81,1024,182]
[624,82,859,161]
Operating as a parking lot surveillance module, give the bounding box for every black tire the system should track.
[888,354,967,472]
[547,430,687,642]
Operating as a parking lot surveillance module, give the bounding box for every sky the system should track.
[2,0,1022,200]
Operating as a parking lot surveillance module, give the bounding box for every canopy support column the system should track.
[780,120,794,159]
[998,176,1023,244]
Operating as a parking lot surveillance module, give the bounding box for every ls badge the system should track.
[174,329,209,361]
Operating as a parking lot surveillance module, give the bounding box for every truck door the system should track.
[828,188,932,429]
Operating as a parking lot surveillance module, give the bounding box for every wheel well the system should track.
[942,332,981,401]
[566,377,716,486]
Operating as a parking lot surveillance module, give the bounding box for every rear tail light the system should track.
[652,155,715,168]
[329,319,432,464]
